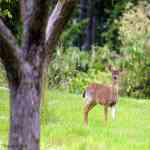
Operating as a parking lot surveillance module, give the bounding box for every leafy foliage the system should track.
[117,1,150,98]
[0,0,21,42]
[48,47,89,88]
[60,19,88,47]
[48,46,113,94]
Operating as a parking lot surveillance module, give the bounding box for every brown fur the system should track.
[85,83,118,106]
[83,66,122,126]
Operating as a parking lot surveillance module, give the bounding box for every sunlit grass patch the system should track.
[0,89,150,150]
[41,90,150,150]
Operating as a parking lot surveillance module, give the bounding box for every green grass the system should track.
[0,89,150,150]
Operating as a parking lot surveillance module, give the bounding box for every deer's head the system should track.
[108,65,122,84]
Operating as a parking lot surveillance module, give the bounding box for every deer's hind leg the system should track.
[84,102,96,126]
[104,105,108,124]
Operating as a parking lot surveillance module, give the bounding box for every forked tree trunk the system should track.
[0,0,76,149]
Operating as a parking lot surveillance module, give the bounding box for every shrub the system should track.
[47,47,89,88]
[117,1,150,98]
[47,46,113,93]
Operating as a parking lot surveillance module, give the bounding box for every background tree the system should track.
[46,0,150,98]
[0,0,76,149]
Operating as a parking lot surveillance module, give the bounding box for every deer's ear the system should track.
[108,65,112,71]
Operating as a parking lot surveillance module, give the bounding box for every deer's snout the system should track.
[113,76,117,80]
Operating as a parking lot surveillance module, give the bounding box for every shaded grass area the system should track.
[0,89,150,149]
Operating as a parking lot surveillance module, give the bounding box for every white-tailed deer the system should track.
[83,65,122,126]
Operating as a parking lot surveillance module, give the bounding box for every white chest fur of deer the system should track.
[83,65,122,126]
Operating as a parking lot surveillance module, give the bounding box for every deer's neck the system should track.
[111,81,119,98]
[112,82,119,90]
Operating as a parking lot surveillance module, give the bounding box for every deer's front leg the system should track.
[84,103,95,126]
[111,105,116,120]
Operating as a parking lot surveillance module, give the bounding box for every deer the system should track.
[83,65,122,126]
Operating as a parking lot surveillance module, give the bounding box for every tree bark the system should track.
[8,60,44,150]
[82,15,96,50]
[46,0,76,59]
[81,0,96,50]
[79,0,88,20]
[0,0,77,149]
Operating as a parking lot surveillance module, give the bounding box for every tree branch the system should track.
[0,19,24,87]
[0,18,22,65]
[45,0,77,61]
[21,0,49,56]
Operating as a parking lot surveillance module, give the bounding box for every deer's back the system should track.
[85,83,117,106]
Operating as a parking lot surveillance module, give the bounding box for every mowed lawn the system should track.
[0,89,150,150]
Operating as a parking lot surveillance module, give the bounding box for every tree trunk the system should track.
[9,84,41,149]
[81,0,96,50]
[8,61,44,150]
[0,0,77,149]
[79,0,87,20]
[82,15,96,50]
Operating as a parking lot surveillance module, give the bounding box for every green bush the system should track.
[48,47,89,88]
[117,1,150,98]
[60,19,88,48]
[47,46,113,92]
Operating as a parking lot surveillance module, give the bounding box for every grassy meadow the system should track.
[0,88,150,150]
